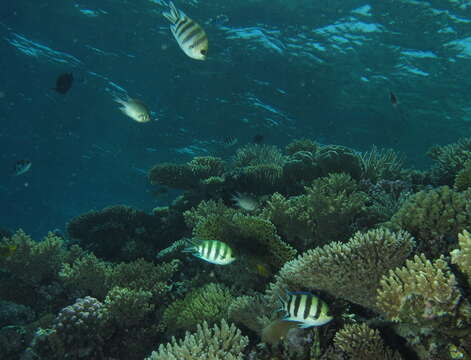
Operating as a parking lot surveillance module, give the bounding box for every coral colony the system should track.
[2,139,471,359]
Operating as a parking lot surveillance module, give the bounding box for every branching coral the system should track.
[148,162,197,189]
[376,254,464,327]
[233,144,286,168]
[145,320,248,360]
[316,145,363,180]
[360,145,405,182]
[66,205,172,261]
[187,156,225,179]
[451,230,471,281]
[0,230,67,307]
[183,199,236,229]
[262,173,368,250]
[454,159,471,191]
[428,136,471,185]
[162,283,234,333]
[284,138,319,155]
[388,186,471,258]
[267,228,415,311]
[325,323,403,360]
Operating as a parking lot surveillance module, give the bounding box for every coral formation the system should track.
[162,283,233,332]
[451,230,471,280]
[145,320,248,360]
[268,228,415,311]
[454,159,471,191]
[360,145,405,182]
[388,186,471,258]
[148,162,197,189]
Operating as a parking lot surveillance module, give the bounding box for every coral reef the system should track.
[162,283,233,333]
[360,145,405,182]
[145,320,248,360]
[454,159,471,191]
[451,230,471,280]
[148,162,197,189]
[388,186,471,258]
[268,228,415,311]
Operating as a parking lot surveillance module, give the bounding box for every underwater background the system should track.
[1,0,471,359]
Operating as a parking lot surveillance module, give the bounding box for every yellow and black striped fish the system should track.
[183,239,235,265]
[162,1,208,60]
[280,292,333,328]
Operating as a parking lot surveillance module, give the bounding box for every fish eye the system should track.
[200,49,207,55]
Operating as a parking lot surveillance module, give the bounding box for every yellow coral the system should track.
[451,230,471,282]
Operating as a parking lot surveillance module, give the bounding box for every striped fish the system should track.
[162,2,208,60]
[280,292,333,328]
[183,239,235,265]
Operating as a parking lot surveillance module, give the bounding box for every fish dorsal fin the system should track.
[163,1,183,24]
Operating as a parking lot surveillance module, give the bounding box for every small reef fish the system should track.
[13,160,32,176]
[223,135,238,148]
[163,1,208,60]
[0,244,17,258]
[232,192,258,212]
[390,91,398,107]
[183,239,235,265]
[280,292,333,328]
[114,96,151,123]
[53,73,73,94]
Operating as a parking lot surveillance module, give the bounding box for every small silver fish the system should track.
[279,292,333,328]
[13,160,32,176]
[163,2,208,60]
[114,96,151,123]
[183,239,235,265]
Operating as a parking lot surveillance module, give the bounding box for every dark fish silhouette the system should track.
[53,73,73,94]
[389,91,398,107]
[13,160,32,176]
[253,134,264,144]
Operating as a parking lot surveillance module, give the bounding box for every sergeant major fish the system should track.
[114,96,151,123]
[163,1,208,60]
[183,239,235,265]
[280,292,333,328]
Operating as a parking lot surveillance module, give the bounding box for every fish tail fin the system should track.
[181,238,198,253]
[163,1,181,24]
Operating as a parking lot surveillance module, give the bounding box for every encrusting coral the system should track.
[145,320,248,360]
[267,228,415,311]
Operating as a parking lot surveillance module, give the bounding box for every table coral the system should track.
[145,320,248,360]
[267,228,415,311]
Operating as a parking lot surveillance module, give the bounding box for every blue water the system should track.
[1,0,470,237]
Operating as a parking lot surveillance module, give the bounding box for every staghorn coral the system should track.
[376,254,464,327]
[261,173,368,250]
[451,229,471,281]
[66,204,170,261]
[388,186,471,258]
[145,320,248,360]
[183,199,236,229]
[148,162,197,189]
[360,146,405,182]
[267,228,415,311]
[188,156,225,179]
[162,283,234,332]
[324,323,403,360]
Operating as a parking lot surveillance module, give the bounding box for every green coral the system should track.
[388,186,471,258]
[428,136,471,185]
[284,138,319,155]
[454,159,471,191]
[316,145,363,180]
[262,173,368,250]
[162,283,233,332]
[267,228,415,311]
[233,144,286,167]
[145,320,248,360]
[104,286,154,327]
[188,156,225,179]
[66,205,168,261]
[148,162,197,189]
[183,199,236,229]
[360,145,405,182]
